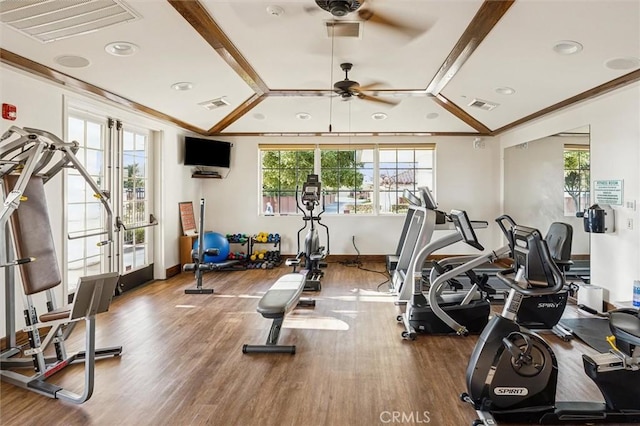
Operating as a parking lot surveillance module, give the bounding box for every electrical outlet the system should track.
[627,218,634,230]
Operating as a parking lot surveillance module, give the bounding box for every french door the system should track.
[66,111,155,293]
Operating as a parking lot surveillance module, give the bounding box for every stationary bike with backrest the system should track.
[286,174,329,291]
[460,221,640,425]
[495,215,576,340]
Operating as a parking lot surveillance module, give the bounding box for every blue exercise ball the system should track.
[193,232,230,263]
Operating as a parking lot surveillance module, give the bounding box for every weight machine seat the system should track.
[609,309,640,347]
[257,273,307,319]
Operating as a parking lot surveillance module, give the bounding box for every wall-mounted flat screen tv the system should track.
[184,137,232,168]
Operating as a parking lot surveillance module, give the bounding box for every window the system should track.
[320,146,374,214]
[379,146,434,214]
[261,148,314,214]
[259,144,434,215]
[563,145,590,216]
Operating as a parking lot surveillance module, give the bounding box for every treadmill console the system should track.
[450,209,484,251]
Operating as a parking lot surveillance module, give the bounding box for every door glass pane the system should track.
[121,128,150,272]
[66,115,106,292]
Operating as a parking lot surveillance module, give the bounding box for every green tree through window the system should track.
[564,148,590,216]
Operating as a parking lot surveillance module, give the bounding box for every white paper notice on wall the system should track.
[594,180,623,205]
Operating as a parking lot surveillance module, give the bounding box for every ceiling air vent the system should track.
[198,97,230,111]
[0,0,140,43]
[326,21,361,38]
[468,98,499,111]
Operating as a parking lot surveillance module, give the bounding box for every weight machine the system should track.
[0,126,122,403]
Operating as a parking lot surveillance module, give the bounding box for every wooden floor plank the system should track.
[0,262,624,425]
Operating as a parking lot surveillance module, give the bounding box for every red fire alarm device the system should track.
[2,103,17,120]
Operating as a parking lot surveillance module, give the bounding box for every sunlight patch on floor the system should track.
[283,316,350,331]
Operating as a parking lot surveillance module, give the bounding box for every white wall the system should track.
[504,135,589,254]
[499,82,640,303]
[196,135,502,257]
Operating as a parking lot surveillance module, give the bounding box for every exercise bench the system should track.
[242,272,315,354]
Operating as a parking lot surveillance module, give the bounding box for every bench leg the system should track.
[242,316,296,354]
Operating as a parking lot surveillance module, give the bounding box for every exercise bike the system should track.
[495,215,577,341]
[286,174,329,291]
[460,223,640,425]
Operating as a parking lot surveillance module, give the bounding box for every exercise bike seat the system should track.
[609,309,640,347]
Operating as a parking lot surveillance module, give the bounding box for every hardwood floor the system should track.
[0,262,623,425]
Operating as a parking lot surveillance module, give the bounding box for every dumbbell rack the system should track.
[247,233,281,269]
[226,234,249,265]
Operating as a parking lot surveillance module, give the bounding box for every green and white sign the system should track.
[594,179,623,205]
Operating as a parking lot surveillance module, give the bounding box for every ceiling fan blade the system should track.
[303,5,322,14]
[357,81,386,91]
[356,92,400,106]
[357,8,425,38]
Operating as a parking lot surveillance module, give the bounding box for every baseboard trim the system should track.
[166,264,181,278]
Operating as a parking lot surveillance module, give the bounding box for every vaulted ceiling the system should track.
[1,0,639,137]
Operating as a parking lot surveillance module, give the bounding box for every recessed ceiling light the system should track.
[604,57,640,70]
[253,113,266,120]
[266,5,284,16]
[495,86,515,95]
[105,41,139,57]
[54,55,90,68]
[296,112,311,120]
[553,40,583,55]
[425,112,439,119]
[171,82,193,91]
[372,112,387,120]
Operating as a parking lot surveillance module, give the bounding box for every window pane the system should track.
[378,148,434,214]
[85,149,103,176]
[86,121,102,149]
[67,175,85,203]
[564,148,590,216]
[123,131,134,151]
[69,117,84,144]
[260,149,314,215]
[86,202,102,230]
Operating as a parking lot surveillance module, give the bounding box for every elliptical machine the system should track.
[460,222,640,425]
[286,174,329,291]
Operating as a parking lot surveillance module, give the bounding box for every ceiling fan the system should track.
[333,62,398,105]
[307,0,424,38]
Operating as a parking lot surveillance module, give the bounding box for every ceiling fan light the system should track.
[296,112,312,120]
[328,1,350,17]
[372,112,387,120]
[425,112,439,119]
